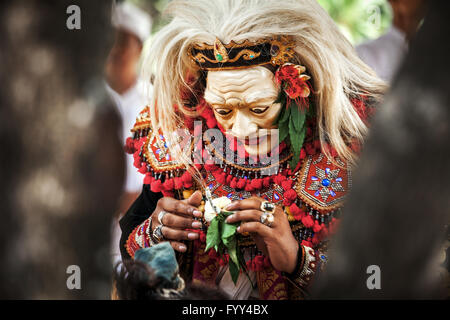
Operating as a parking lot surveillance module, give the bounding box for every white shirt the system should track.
[106,80,151,267]
[356,26,408,82]
[106,80,151,193]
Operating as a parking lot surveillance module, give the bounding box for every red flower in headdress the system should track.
[275,63,311,101]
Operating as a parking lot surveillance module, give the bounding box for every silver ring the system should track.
[158,210,169,225]
[260,212,274,227]
[153,225,165,243]
[260,201,275,213]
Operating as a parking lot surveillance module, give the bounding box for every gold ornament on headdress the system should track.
[188,36,296,70]
[213,38,229,63]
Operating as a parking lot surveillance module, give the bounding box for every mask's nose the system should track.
[230,110,258,139]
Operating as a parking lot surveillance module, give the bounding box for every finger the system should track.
[237,222,271,238]
[162,212,203,229]
[161,225,200,241]
[169,241,188,253]
[158,197,202,218]
[225,197,262,211]
[226,209,261,224]
[186,190,203,207]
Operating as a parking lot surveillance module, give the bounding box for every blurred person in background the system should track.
[104,1,153,266]
[357,0,428,82]
[0,0,124,299]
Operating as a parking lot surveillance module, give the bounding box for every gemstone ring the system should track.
[260,201,275,213]
[260,212,274,228]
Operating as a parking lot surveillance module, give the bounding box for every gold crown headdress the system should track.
[188,36,296,71]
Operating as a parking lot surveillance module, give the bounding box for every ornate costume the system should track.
[118,0,381,300]
[120,100,371,299]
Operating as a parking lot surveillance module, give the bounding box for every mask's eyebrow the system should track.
[244,91,278,105]
[204,88,225,105]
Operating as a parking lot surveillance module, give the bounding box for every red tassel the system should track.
[226,175,233,184]
[313,220,322,233]
[245,183,253,192]
[151,180,163,193]
[182,171,193,188]
[284,189,297,201]
[263,176,271,187]
[283,198,293,206]
[289,203,301,215]
[237,178,246,189]
[138,164,147,174]
[216,172,226,184]
[133,153,141,169]
[124,137,135,154]
[143,174,153,185]
[273,174,286,185]
[290,203,305,221]
[301,215,314,228]
[251,179,263,190]
[230,177,238,189]
[174,177,183,190]
[163,178,174,191]
[281,180,293,191]
[181,171,192,183]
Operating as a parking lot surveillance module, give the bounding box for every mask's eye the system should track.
[250,106,269,114]
[214,108,232,116]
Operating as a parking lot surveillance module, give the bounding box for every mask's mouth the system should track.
[242,135,269,147]
[226,130,272,146]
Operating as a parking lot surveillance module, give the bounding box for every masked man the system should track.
[119,0,385,300]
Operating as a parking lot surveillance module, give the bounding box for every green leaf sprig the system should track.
[275,90,314,169]
[204,211,243,284]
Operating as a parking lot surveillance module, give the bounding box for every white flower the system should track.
[204,196,232,223]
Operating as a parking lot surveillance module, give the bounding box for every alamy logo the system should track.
[366,4,381,30]
[66,5,81,30]
[66,265,81,290]
[366,265,381,290]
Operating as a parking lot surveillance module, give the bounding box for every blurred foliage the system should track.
[127,0,393,45]
[317,0,392,44]
[127,0,171,33]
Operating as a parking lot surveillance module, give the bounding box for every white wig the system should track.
[142,0,386,168]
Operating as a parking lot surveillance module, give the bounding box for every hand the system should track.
[151,191,203,253]
[225,197,299,273]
